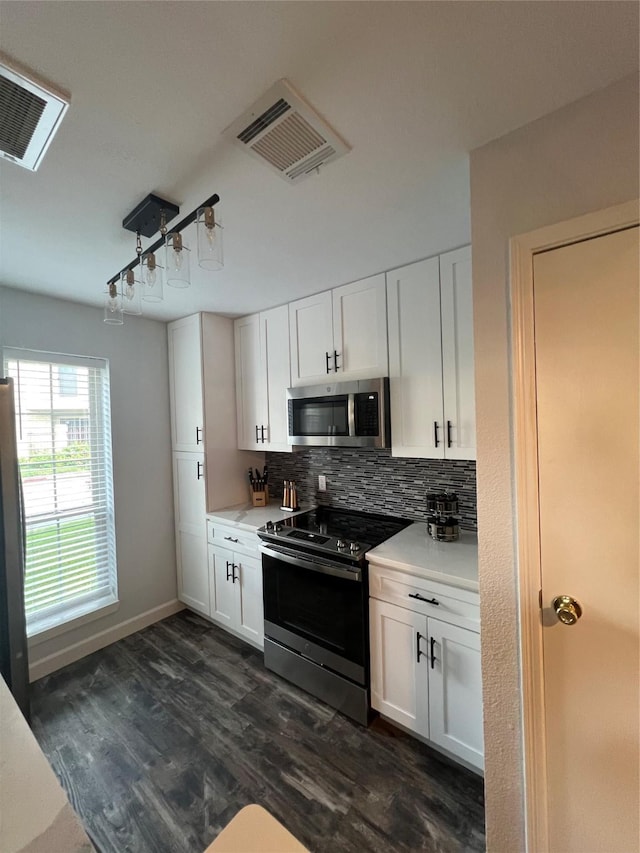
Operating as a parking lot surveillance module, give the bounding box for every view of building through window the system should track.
[4,350,118,636]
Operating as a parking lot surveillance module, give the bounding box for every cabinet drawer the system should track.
[207,520,260,557]
[369,563,479,631]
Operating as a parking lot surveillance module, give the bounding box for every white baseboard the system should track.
[29,599,185,682]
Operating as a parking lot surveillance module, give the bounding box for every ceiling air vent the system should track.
[0,54,69,171]
[223,79,350,184]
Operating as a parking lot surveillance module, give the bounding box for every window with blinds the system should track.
[4,349,118,636]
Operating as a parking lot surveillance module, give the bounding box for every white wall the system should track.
[0,286,181,677]
[470,74,639,851]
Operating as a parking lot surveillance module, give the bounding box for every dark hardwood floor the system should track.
[31,611,485,853]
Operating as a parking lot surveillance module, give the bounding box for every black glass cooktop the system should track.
[258,506,411,561]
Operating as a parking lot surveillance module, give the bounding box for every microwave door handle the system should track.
[348,393,356,437]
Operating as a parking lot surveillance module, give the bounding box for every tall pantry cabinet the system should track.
[168,313,262,616]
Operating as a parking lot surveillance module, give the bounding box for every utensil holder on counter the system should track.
[250,486,269,507]
[280,480,300,512]
[426,491,460,542]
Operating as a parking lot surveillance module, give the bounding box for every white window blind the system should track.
[4,349,118,636]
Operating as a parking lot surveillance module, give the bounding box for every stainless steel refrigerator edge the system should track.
[0,378,30,719]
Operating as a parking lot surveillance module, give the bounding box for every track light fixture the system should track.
[103,192,223,324]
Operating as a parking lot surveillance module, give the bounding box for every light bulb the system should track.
[145,267,156,285]
[206,225,216,247]
[173,249,183,270]
[108,282,119,311]
[125,284,135,301]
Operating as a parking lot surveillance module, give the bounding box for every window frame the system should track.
[3,347,119,638]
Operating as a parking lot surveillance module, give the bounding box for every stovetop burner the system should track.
[257,506,411,562]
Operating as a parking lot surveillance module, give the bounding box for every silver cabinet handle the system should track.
[224,536,239,543]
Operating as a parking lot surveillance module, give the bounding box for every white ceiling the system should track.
[0,1,638,321]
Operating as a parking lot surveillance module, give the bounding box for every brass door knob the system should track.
[552,595,582,625]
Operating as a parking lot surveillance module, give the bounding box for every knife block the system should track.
[250,486,269,507]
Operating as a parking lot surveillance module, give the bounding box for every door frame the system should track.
[509,198,639,853]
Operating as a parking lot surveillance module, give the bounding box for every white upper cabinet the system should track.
[261,306,292,451]
[235,304,292,452]
[289,290,334,386]
[440,247,476,460]
[168,315,205,452]
[387,256,443,457]
[235,314,266,450]
[332,275,388,380]
[289,275,388,386]
[387,246,475,460]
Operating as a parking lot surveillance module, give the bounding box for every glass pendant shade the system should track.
[121,269,142,315]
[165,232,191,288]
[196,206,223,271]
[141,250,164,302]
[103,282,123,325]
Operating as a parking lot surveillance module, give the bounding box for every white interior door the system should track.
[533,226,639,853]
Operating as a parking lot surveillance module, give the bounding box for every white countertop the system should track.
[207,502,309,532]
[0,678,94,853]
[367,523,479,592]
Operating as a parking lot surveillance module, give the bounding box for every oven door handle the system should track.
[261,544,362,582]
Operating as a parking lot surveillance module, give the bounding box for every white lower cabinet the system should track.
[427,618,483,768]
[369,568,483,771]
[207,542,264,649]
[173,452,209,615]
[369,599,430,738]
[176,529,209,615]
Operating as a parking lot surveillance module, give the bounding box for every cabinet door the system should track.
[289,291,334,386]
[387,258,445,458]
[176,529,209,615]
[428,618,484,770]
[440,246,476,460]
[261,305,292,452]
[234,314,266,450]
[168,315,205,452]
[173,452,206,529]
[173,452,208,613]
[208,544,238,628]
[235,554,264,648]
[369,599,429,738]
[332,274,388,380]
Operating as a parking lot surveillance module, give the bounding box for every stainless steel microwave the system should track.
[287,378,390,448]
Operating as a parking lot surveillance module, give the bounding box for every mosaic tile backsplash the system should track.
[266,448,477,530]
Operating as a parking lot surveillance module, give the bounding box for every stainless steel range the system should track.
[258,507,410,725]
